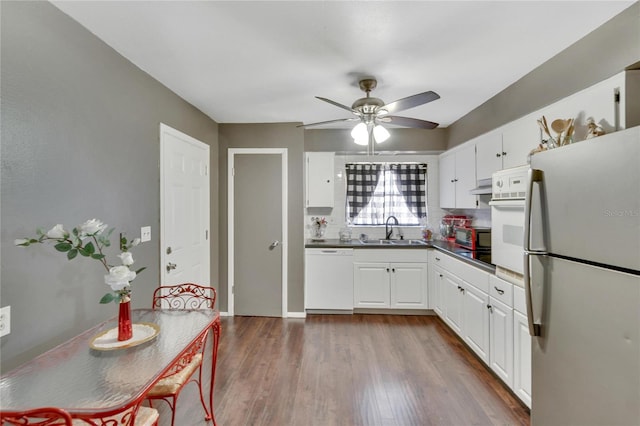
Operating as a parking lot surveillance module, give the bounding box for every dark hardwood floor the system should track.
[159,314,530,426]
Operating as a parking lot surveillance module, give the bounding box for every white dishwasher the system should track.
[305,248,354,311]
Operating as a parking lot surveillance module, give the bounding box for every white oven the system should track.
[489,165,529,284]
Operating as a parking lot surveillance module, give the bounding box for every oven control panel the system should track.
[492,165,530,200]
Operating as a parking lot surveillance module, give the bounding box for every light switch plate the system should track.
[141,226,151,242]
[0,306,11,337]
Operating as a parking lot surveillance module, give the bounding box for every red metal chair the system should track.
[147,283,217,426]
[1,407,73,425]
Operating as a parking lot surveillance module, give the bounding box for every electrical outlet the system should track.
[0,306,11,337]
[141,226,151,242]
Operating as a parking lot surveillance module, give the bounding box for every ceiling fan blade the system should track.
[381,91,440,114]
[297,117,359,128]
[383,116,439,129]
[316,96,358,113]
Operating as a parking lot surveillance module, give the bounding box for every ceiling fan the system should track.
[300,78,440,145]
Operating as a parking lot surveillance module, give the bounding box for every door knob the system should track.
[269,240,280,251]
[166,262,177,272]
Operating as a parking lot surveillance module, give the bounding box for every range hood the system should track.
[469,178,492,195]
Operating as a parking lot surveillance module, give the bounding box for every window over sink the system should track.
[346,163,427,226]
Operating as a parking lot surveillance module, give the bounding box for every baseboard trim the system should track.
[219,311,231,317]
[287,312,307,318]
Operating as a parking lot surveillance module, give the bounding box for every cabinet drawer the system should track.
[354,249,427,263]
[489,275,513,308]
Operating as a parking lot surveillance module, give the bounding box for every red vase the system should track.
[118,300,133,341]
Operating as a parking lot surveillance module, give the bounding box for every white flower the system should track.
[79,219,107,237]
[104,265,136,291]
[46,224,67,239]
[14,238,30,246]
[130,238,141,247]
[118,252,134,266]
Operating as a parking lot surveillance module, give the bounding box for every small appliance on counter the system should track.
[439,215,470,241]
[454,226,491,251]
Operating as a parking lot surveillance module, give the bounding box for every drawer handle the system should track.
[439,274,443,278]
[487,304,493,313]
[494,286,505,295]
[435,257,441,261]
[386,268,390,273]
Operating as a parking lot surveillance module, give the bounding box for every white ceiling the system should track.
[51,1,634,128]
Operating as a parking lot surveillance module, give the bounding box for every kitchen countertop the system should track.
[305,238,496,274]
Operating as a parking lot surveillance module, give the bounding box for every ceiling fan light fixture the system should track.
[373,125,390,143]
[351,122,369,145]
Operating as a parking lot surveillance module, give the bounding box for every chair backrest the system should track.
[1,407,73,425]
[152,283,216,310]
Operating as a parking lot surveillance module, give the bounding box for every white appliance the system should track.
[489,165,530,284]
[305,248,354,310]
[526,127,640,426]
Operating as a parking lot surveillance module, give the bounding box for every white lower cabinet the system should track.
[353,250,428,309]
[513,285,532,408]
[430,251,490,363]
[353,263,390,307]
[429,250,532,407]
[462,283,490,364]
[489,297,514,387]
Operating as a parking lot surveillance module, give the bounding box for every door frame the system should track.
[227,148,288,317]
[159,123,210,286]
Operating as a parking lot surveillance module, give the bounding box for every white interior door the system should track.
[160,123,210,287]
[228,148,288,317]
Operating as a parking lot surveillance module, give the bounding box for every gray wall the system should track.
[0,1,219,372]
[305,128,448,153]
[448,2,640,149]
[218,124,304,313]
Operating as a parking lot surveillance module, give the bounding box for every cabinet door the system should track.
[489,297,514,387]
[306,152,334,208]
[430,264,445,316]
[501,120,538,169]
[462,283,490,363]
[439,152,456,209]
[390,263,428,309]
[353,263,390,308]
[513,310,532,408]
[443,272,463,335]
[454,143,478,209]
[475,131,503,181]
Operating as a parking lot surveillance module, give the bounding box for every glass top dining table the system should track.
[0,309,220,420]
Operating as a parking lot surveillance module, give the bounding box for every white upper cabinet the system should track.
[475,130,504,181]
[501,119,540,169]
[305,152,334,208]
[473,71,639,181]
[439,143,477,209]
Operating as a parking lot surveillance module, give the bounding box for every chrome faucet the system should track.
[385,215,399,240]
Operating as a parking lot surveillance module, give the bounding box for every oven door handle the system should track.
[523,168,545,337]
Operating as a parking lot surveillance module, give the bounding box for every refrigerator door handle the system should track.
[524,168,544,336]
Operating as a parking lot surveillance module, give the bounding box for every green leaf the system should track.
[72,227,79,236]
[78,247,89,257]
[54,242,72,252]
[67,249,78,260]
[85,241,95,254]
[99,293,117,304]
[29,239,39,244]
[91,253,105,260]
[135,267,147,275]
[36,227,45,236]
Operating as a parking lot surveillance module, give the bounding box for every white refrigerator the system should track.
[526,126,640,426]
